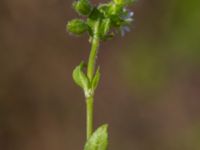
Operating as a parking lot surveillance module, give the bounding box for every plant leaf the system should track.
[84,124,108,150]
[92,67,101,91]
[99,18,111,38]
[72,62,89,91]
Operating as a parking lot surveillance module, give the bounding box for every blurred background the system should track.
[0,0,200,150]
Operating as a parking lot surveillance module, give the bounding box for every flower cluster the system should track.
[67,0,135,40]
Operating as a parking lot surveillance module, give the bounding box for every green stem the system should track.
[87,37,100,81]
[85,38,99,140]
[86,96,94,140]
[86,21,100,140]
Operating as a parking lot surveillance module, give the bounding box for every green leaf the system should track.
[73,0,92,16]
[67,19,88,35]
[72,62,89,91]
[91,67,101,91]
[99,18,111,38]
[84,124,108,150]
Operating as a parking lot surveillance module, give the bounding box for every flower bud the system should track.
[67,19,88,35]
[73,0,92,16]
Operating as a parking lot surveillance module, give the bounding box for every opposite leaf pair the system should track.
[72,62,100,98]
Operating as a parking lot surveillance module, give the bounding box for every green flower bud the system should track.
[73,0,92,16]
[67,19,88,35]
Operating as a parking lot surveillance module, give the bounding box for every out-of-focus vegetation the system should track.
[121,0,200,92]
[0,0,200,150]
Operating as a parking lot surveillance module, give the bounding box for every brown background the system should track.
[0,0,200,150]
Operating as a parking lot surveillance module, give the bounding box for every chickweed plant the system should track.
[67,0,134,149]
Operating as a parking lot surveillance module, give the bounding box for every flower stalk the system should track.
[66,0,134,149]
